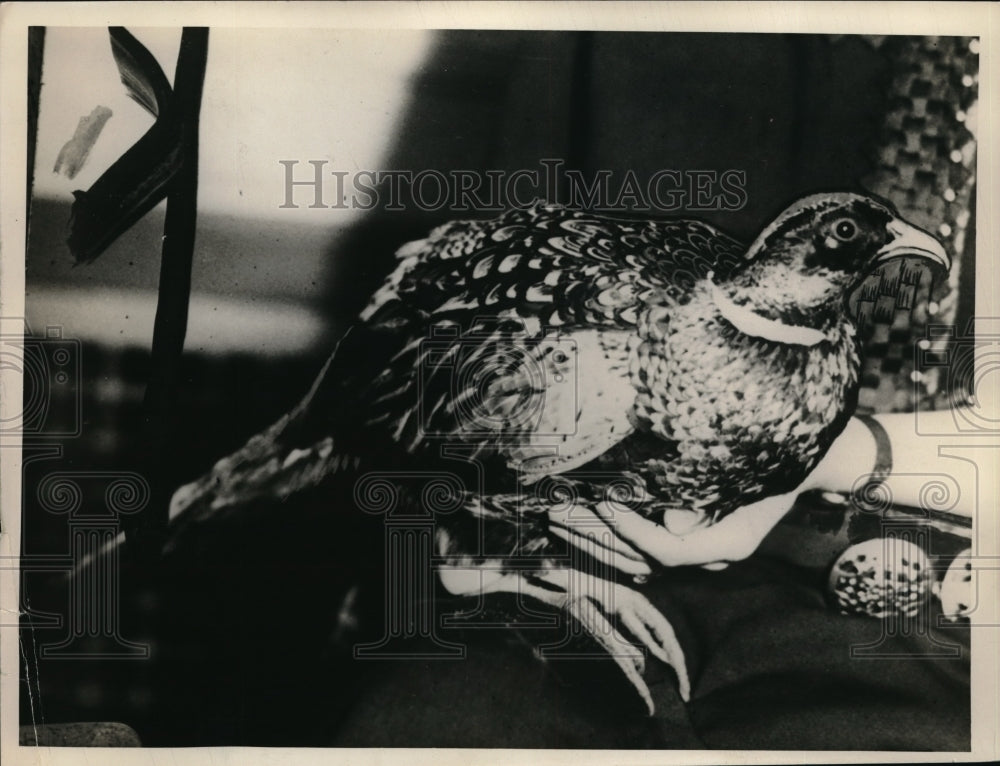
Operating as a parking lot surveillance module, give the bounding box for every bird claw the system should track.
[442,566,689,713]
[561,580,690,714]
[611,584,690,705]
[561,595,654,713]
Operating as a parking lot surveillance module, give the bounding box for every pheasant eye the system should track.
[833,219,858,241]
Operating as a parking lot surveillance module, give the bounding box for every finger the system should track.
[602,491,801,567]
[547,507,650,564]
[547,500,616,529]
[592,507,712,566]
[598,505,750,566]
[548,524,653,576]
[548,524,653,577]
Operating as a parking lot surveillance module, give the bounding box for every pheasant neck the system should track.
[710,281,830,347]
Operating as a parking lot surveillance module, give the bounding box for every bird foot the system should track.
[554,575,690,713]
[440,564,689,713]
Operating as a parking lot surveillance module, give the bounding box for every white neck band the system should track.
[710,281,828,347]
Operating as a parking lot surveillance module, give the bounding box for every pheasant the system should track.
[165,192,947,712]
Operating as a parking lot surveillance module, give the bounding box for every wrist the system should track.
[802,416,884,494]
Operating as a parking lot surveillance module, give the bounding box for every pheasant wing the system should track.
[351,203,745,478]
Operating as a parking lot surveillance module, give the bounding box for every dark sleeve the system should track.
[330,556,969,750]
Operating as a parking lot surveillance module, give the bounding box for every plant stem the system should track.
[126,28,209,557]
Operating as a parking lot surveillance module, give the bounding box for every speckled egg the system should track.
[827,538,933,618]
[934,548,973,622]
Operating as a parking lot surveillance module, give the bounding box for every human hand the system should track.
[547,489,801,575]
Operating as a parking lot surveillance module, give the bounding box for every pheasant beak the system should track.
[875,219,950,272]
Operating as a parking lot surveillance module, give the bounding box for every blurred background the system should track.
[18,29,978,746]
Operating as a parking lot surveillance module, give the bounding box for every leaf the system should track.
[109,26,173,119]
[67,118,183,263]
[66,28,187,264]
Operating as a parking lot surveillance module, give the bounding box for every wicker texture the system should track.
[857,35,979,413]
